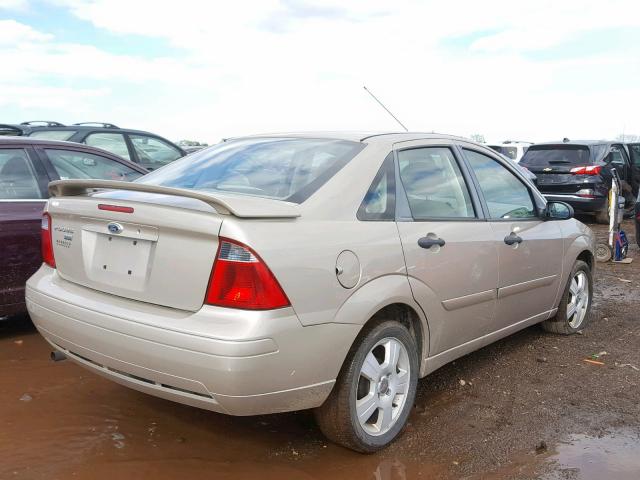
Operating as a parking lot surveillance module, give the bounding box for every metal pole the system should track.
[363,85,409,132]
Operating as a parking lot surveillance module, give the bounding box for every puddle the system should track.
[544,430,640,480]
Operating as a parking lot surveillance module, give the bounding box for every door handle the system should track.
[418,236,446,249]
[504,232,523,245]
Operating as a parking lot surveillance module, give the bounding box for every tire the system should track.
[314,320,419,453]
[542,260,593,335]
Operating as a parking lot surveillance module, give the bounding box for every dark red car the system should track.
[0,137,148,318]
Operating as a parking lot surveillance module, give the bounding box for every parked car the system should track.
[26,133,595,452]
[5,121,187,170]
[519,140,639,223]
[0,136,147,318]
[487,141,533,163]
[625,142,640,201]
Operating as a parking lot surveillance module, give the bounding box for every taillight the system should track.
[41,213,55,268]
[205,238,290,310]
[570,165,602,175]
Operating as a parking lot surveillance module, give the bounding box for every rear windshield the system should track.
[29,130,77,141]
[137,137,365,203]
[520,145,591,167]
[488,145,517,160]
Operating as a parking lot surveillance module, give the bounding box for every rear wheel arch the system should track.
[350,302,428,376]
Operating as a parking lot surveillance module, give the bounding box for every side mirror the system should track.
[544,201,574,220]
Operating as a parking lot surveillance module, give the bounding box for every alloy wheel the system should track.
[356,337,411,436]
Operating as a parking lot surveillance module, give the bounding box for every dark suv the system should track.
[519,140,639,223]
[2,121,187,171]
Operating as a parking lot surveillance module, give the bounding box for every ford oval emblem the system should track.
[107,222,124,234]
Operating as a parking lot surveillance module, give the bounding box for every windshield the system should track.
[137,137,364,203]
[520,145,591,167]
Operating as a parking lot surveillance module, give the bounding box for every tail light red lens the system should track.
[41,213,56,268]
[205,238,290,310]
[570,165,602,175]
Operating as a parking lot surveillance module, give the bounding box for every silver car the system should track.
[26,133,595,452]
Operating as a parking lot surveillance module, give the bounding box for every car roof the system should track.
[230,131,473,145]
[0,135,148,173]
[531,140,615,147]
[0,135,94,147]
[25,124,166,137]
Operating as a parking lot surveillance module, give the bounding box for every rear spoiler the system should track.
[48,179,301,219]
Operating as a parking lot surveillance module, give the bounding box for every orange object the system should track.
[583,359,605,366]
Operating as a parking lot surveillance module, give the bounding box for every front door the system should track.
[461,147,564,330]
[394,142,498,355]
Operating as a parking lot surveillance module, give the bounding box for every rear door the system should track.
[629,144,640,195]
[462,147,563,330]
[606,144,636,203]
[393,140,498,355]
[0,146,49,314]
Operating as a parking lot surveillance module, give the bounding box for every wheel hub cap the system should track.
[355,338,411,437]
[568,271,589,329]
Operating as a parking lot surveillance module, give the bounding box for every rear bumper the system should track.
[543,194,606,213]
[26,266,360,415]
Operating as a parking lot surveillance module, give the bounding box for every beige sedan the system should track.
[26,132,595,452]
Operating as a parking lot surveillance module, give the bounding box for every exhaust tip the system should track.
[50,350,67,362]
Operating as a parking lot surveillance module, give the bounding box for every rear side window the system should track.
[45,149,143,181]
[29,130,77,141]
[357,153,395,221]
[398,147,475,219]
[137,137,364,203]
[129,134,182,169]
[520,146,590,167]
[84,133,131,160]
[464,149,536,219]
[0,149,43,199]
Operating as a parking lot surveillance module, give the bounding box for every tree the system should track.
[616,133,640,143]
[469,133,486,143]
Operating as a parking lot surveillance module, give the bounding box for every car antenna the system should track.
[363,85,409,132]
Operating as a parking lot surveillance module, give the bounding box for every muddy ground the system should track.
[1,219,639,480]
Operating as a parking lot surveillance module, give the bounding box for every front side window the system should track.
[630,144,640,166]
[129,135,183,168]
[0,149,43,199]
[464,149,536,219]
[45,149,143,181]
[84,133,131,160]
[607,146,627,168]
[398,147,475,219]
[137,137,364,203]
[29,130,77,141]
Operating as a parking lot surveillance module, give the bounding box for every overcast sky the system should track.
[1,0,639,144]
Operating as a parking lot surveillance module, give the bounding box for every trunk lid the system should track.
[46,180,300,311]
